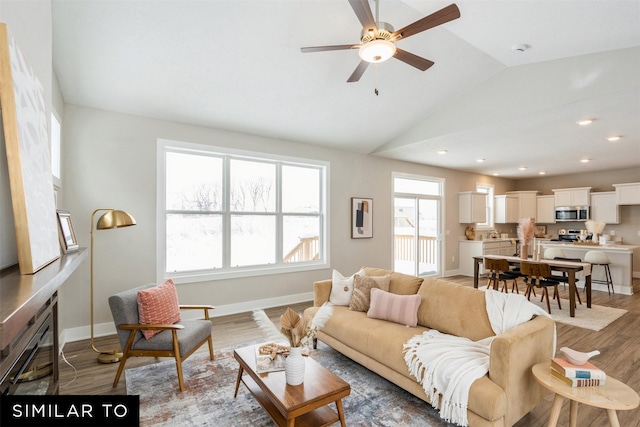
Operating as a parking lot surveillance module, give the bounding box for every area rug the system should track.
[125,341,452,427]
[523,296,627,331]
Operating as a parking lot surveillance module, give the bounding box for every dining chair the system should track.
[520,261,561,314]
[485,258,519,293]
[547,257,583,305]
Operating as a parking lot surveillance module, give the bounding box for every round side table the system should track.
[532,362,639,427]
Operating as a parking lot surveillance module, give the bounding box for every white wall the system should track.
[58,105,514,340]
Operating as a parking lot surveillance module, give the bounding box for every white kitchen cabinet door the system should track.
[459,192,487,223]
[591,192,619,224]
[536,195,556,224]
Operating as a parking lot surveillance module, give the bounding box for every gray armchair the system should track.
[108,284,214,391]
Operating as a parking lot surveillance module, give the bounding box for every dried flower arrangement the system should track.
[252,303,333,348]
[517,217,535,245]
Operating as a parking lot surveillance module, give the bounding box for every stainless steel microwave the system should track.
[555,206,590,222]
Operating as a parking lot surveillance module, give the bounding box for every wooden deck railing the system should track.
[394,234,437,264]
[283,236,319,263]
[283,234,437,265]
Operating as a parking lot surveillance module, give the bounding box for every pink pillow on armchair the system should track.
[137,279,181,339]
[367,288,421,327]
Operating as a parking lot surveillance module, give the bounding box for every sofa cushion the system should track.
[363,267,423,295]
[417,278,494,341]
[367,288,421,327]
[349,274,390,312]
[329,268,365,306]
[137,279,181,340]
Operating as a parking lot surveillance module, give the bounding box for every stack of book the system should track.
[550,357,606,387]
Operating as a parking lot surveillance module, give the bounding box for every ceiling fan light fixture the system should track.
[359,39,396,63]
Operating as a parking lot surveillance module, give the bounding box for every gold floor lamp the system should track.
[90,208,137,363]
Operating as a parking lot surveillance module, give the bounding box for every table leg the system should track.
[233,365,244,397]
[288,418,296,427]
[547,394,564,427]
[585,274,592,308]
[473,258,480,289]
[336,399,347,427]
[606,409,620,427]
[568,270,576,317]
[569,400,578,427]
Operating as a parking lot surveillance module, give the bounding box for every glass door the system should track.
[393,175,443,277]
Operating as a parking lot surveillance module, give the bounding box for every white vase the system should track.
[285,347,305,386]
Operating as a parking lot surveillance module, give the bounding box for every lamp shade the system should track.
[96,209,136,230]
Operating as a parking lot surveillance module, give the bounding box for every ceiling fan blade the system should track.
[393,48,434,71]
[348,0,377,32]
[301,44,359,53]
[347,60,369,83]
[392,3,460,40]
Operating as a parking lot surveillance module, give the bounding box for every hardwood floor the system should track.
[59,277,640,426]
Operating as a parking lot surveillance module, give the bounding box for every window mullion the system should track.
[223,155,231,270]
[276,163,283,264]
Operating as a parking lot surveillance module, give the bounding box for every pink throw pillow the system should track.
[137,279,181,340]
[367,288,421,327]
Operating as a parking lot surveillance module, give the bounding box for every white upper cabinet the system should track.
[552,187,591,206]
[613,183,640,205]
[536,195,556,224]
[506,191,538,220]
[459,192,487,223]
[591,192,619,224]
[494,195,518,223]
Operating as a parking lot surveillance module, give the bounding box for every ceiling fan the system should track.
[301,0,461,82]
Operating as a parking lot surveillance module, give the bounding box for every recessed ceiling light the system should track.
[437,149,448,154]
[512,44,528,53]
[539,171,546,175]
[518,166,527,171]
[576,119,593,126]
[476,158,485,163]
[607,136,621,142]
[493,173,500,176]
[580,158,591,163]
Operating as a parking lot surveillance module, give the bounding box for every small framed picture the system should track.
[351,197,373,239]
[56,210,79,253]
[534,225,547,238]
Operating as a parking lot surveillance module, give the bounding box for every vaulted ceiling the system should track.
[52,0,640,178]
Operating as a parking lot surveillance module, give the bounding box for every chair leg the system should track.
[605,264,614,295]
[113,330,136,388]
[207,335,215,360]
[555,286,561,310]
[543,288,552,314]
[172,331,185,392]
[511,279,519,294]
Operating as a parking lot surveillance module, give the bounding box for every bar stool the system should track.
[584,250,614,295]
[543,247,565,260]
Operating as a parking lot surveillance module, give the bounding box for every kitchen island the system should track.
[541,243,638,295]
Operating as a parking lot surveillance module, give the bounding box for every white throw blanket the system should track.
[403,290,553,426]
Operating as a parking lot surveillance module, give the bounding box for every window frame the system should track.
[475,183,494,230]
[157,139,329,284]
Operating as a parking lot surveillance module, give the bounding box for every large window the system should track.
[158,139,328,282]
[393,174,443,277]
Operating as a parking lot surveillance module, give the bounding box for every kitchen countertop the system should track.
[460,238,517,242]
[541,242,639,252]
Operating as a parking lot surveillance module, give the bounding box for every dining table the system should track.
[473,255,592,317]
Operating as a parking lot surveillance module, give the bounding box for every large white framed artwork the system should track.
[0,24,60,274]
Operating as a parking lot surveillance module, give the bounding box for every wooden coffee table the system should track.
[233,344,350,427]
[532,362,639,427]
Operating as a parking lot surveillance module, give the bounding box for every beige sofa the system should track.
[306,267,555,427]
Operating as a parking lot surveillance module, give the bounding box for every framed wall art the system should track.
[351,197,373,239]
[0,24,60,273]
[56,210,79,253]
